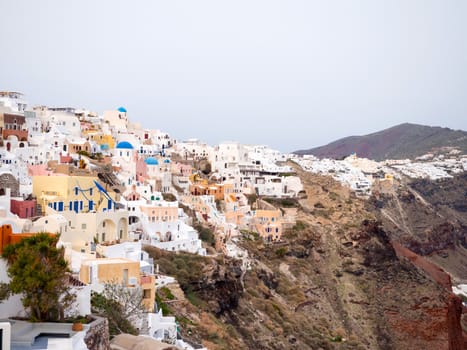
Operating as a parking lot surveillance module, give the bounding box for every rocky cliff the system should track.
[145,168,466,349]
[368,173,467,280]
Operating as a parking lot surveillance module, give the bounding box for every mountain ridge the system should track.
[295,123,467,161]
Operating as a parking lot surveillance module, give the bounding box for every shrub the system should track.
[162,193,177,202]
[2,233,75,322]
[275,247,288,258]
[160,286,175,300]
[293,220,308,231]
[194,224,215,247]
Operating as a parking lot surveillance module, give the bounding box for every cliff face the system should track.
[146,169,465,349]
[368,173,467,280]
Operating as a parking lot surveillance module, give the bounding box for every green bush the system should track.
[160,286,175,300]
[264,197,299,208]
[162,193,177,202]
[194,224,215,246]
[144,246,206,293]
[155,292,171,316]
[330,335,343,342]
[275,247,288,258]
[293,220,307,231]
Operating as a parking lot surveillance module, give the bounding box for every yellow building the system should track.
[79,258,155,311]
[84,131,116,151]
[32,175,118,214]
[140,274,156,310]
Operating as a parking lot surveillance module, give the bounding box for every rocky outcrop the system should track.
[447,294,465,350]
[391,241,465,349]
[85,316,110,350]
[392,241,452,290]
[193,258,243,315]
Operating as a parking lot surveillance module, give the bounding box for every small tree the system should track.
[1,233,75,322]
[91,281,146,336]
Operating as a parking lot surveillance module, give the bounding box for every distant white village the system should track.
[292,151,467,197]
[0,91,466,349]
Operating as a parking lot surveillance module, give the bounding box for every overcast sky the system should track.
[1,1,466,152]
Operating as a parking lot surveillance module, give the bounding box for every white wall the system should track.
[67,285,91,317]
[0,260,26,318]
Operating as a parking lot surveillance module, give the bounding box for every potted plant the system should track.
[72,322,84,331]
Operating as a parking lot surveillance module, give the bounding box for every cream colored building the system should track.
[60,209,129,249]
[103,108,128,132]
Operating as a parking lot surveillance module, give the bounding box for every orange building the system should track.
[0,224,36,254]
[253,209,283,242]
[189,181,234,201]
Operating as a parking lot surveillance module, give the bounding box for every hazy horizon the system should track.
[1,0,466,152]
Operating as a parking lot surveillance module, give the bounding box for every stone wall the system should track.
[84,315,110,350]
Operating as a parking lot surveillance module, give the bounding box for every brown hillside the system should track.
[295,123,467,160]
[144,166,465,349]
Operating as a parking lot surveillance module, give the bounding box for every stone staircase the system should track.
[139,314,150,336]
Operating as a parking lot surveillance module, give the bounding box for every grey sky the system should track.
[1,0,466,152]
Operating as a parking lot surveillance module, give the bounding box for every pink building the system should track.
[171,162,193,177]
[10,198,37,218]
[136,156,148,182]
[28,164,54,176]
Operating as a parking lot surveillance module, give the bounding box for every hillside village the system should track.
[0,91,466,349]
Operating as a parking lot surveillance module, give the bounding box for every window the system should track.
[123,269,128,285]
[143,289,151,299]
[82,223,87,229]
